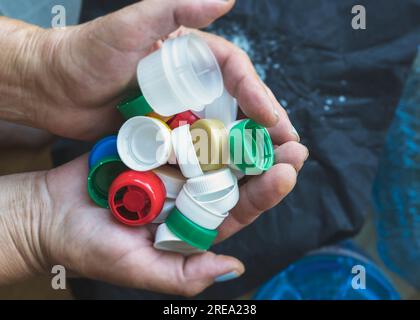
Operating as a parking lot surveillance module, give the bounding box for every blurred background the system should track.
[0,0,419,300]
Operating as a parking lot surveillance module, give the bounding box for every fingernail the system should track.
[291,126,300,142]
[214,271,240,282]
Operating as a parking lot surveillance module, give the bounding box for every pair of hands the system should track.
[1,0,308,296]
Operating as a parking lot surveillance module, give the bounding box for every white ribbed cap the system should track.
[154,223,204,255]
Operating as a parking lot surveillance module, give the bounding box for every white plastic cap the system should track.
[184,168,239,214]
[137,34,224,116]
[171,124,203,178]
[154,223,204,255]
[152,199,175,224]
[117,116,172,171]
[195,182,239,214]
[176,185,228,230]
[153,165,185,199]
[185,168,236,198]
[197,88,238,126]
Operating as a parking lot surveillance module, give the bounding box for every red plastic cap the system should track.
[167,111,200,129]
[109,170,166,226]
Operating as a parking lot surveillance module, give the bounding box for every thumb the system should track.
[89,0,234,54]
[181,253,245,296]
[147,252,245,297]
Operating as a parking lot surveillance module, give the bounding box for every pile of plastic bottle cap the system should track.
[87,34,275,255]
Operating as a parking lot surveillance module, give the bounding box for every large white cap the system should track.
[185,168,239,214]
[176,185,228,230]
[171,124,203,178]
[195,182,239,214]
[152,199,175,224]
[117,116,173,171]
[195,88,238,126]
[185,168,236,197]
[137,34,224,117]
[153,165,185,199]
[154,223,204,256]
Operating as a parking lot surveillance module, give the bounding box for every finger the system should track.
[134,251,244,296]
[275,141,309,172]
[195,31,285,129]
[264,84,301,144]
[216,163,297,241]
[92,0,235,54]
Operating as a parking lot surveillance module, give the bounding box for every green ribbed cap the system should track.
[166,207,218,250]
[229,119,274,174]
[87,156,127,208]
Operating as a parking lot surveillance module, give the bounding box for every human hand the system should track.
[8,0,300,143]
[20,138,306,296]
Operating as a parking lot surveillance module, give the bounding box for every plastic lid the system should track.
[229,119,274,175]
[176,185,228,229]
[117,116,173,171]
[154,223,205,255]
[167,111,200,130]
[194,181,239,214]
[171,124,203,178]
[137,34,223,116]
[87,156,127,208]
[166,207,218,250]
[152,199,176,224]
[108,170,166,226]
[190,119,228,172]
[117,94,154,120]
[200,88,238,126]
[153,165,185,199]
[185,168,236,198]
[88,135,118,169]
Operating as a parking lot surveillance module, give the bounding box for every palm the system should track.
[47,155,189,292]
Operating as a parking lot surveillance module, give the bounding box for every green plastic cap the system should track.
[166,207,218,250]
[229,119,274,175]
[117,94,154,120]
[87,156,127,208]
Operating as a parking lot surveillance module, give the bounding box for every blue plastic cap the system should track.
[88,135,119,169]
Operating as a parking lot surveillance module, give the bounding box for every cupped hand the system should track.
[40,140,308,296]
[32,0,299,143]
